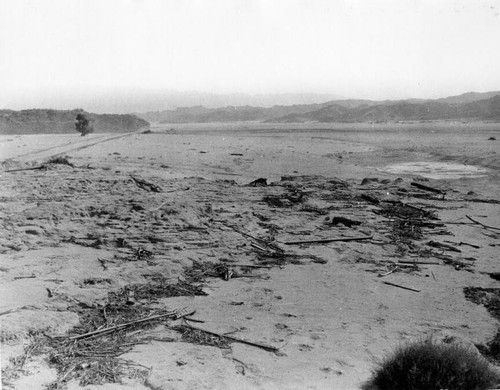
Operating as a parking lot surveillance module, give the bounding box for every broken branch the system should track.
[13,274,36,280]
[284,235,373,245]
[5,166,45,173]
[398,260,441,265]
[70,309,192,340]
[427,240,462,253]
[411,182,445,195]
[444,240,480,249]
[183,320,279,352]
[466,215,500,232]
[378,268,398,277]
[382,280,421,292]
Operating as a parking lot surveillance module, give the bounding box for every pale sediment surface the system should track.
[1,122,500,389]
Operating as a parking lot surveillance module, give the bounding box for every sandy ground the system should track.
[1,122,500,389]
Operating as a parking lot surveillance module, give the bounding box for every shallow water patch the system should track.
[381,162,488,179]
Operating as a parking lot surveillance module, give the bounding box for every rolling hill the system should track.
[0,109,150,135]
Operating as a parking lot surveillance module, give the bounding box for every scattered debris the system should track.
[262,189,306,208]
[247,178,268,187]
[329,216,362,228]
[130,176,162,192]
[361,194,380,204]
[378,201,438,220]
[1,159,494,387]
[46,156,74,167]
[69,309,190,341]
[43,276,201,388]
[133,247,153,260]
[184,260,230,282]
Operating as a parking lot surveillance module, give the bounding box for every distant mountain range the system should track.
[136,91,500,124]
[0,109,149,135]
[2,91,500,135]
[1,89,342,114]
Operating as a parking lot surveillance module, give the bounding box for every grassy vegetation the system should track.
[366,339,500,390]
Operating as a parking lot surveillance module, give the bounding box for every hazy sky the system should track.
[1,0,500,105]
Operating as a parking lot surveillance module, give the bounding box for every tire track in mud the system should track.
[7,131,144,163]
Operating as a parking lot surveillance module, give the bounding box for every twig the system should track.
[466,215,500,232]
[227,225,284,253]
[55,364,77,388]
[0,308,18,316]
[284,235,373,245]
[98,258,108,270]
[382,280,421,292]
[13,274,36,280]
[250,242,271,252]
[149,201,169,212]
[378,268,397,277]
[70,309,191,340]
[183,320,279,352]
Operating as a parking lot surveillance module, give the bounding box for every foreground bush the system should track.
[367,339,500,390]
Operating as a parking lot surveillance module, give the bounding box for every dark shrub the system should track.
[46,155,73,167]
[366,339,499,390]
[75,113,94,136]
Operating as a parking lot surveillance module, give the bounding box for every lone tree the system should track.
[75,113,94,136]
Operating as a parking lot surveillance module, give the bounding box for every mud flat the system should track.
[1,122,500,389]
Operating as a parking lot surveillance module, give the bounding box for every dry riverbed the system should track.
[1,122,500,389]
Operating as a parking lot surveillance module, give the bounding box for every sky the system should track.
[1,0,500,110]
